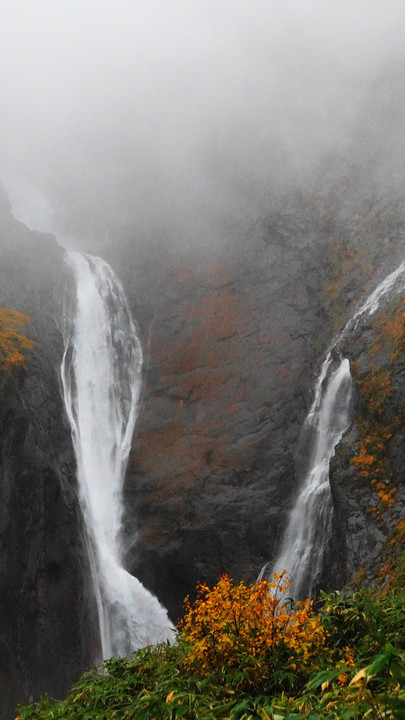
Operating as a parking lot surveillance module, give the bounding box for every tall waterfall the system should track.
[61,251,172,660]
[263,259,405,597]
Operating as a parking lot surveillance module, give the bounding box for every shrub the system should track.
[14,578,405,720]
[178,572,325,691]
[0,304,34,373]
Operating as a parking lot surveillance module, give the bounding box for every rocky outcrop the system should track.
[327,292,405,590]
[0,190,96,720]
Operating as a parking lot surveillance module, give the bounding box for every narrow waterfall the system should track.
[61,251,172,660]
[263,358,352,598]
[263,259,405,597]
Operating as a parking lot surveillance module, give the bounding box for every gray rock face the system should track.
[0,195,97,719]
[112,212,335,621]
[114,191,405,619]
[325,293,405,590]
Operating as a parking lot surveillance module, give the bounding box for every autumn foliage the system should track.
[178,572,324,688]
[15,572,405,720]
[0,303,34,373]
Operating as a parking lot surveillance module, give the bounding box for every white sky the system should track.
[1,0,405,245]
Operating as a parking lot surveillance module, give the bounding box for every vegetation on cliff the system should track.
[349,296,405,521]
[16,571,405,720]
[0,303,34,373]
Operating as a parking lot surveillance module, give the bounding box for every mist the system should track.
[1,0,405,251]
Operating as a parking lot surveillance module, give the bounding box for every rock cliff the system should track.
[0,189,97,720]
[327,291,405,591]
[114,187,405,620]
[1,181,405,715]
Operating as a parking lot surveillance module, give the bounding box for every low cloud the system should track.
[1,0,405,249]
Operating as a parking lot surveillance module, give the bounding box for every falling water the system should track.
[262,259,405,597]
[263,358,352,597]
[61,250,172,660]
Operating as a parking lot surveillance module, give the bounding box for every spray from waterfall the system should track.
[262,259,405,597]
[61,250,172,660]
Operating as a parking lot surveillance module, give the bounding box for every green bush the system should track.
[16,578,405,720]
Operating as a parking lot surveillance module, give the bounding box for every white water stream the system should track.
[61,251,172,659]
[263,259,405,597]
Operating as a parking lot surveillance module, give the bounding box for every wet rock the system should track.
[0,195,96,719]
[326,291,405,590]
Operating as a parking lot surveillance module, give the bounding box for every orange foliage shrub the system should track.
[337,645,356,687]
[0,304,34,373]
[350,441,376,475]
[350,422,399,517]
[178,572,324,679]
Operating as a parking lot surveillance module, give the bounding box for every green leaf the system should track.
[174,703,190,717]
[307,666,344,690]
[231,701,256,719]
[367,652,389,677]
[390,659,405,683]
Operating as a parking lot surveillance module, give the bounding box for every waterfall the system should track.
[262,259,405,597]
[262,358,352,598]
[61,250,172,660]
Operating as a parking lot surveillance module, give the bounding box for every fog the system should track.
[1,0,405,250]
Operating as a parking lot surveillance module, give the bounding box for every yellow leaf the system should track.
[349,668,367,685]
[166,691,175,703]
